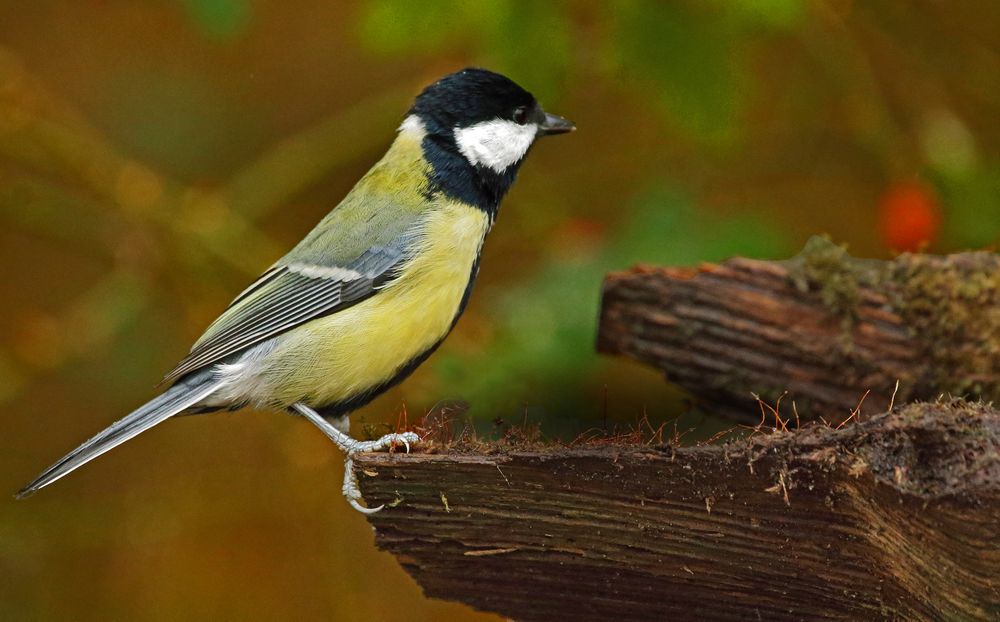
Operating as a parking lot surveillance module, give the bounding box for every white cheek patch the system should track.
[454,119,538,173]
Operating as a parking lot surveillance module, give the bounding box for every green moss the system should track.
[789,236,859,319]
[786,235,882,352]
[785,237,1000,402]
[887,252,1000,400]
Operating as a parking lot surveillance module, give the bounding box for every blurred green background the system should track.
[1,1,998,620]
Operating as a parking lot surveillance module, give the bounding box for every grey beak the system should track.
[539,112,575,135]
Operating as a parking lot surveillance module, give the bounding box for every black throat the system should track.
[420,133,522,221]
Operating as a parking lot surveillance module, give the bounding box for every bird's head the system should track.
[401,68,574,213]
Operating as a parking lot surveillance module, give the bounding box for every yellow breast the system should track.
[254,199,490,407]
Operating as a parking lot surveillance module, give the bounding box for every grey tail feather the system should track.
[15,373,223,499]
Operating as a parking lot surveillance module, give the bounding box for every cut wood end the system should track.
[597,239,1000,422]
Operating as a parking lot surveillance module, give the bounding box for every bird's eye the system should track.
[513,106,530,125]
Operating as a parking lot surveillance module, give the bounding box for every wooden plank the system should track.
[597,237,1000,422]
[355,401,1000,621]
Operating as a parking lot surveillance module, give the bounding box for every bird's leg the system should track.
[292,403,420,454]
[290,403,419,514]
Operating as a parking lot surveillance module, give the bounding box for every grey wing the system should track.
[161,242,409,385]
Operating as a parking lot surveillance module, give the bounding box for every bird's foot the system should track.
[339,431,420,514]
[291,403,420,513]
[341,431,421,455]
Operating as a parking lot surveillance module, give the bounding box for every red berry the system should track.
[878,181,942,252]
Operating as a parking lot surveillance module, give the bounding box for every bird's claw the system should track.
[291,403,419,514]
[341,431,419,513]
[347,431,420,456]
[343,457,384,514]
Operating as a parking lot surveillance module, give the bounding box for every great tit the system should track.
[17,68,574,512]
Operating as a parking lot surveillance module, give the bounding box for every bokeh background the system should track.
[2,1,998,620]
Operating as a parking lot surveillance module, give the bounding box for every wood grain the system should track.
[597,238,1000,422]
[356,401,1000,621]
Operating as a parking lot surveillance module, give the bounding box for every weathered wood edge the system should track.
[355,401,1000,621]
[596,237,1000,422]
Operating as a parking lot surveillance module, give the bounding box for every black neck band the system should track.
[420,134,520,221]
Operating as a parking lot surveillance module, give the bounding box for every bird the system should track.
[17,68,575,513]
